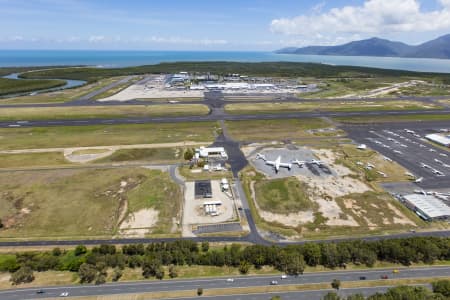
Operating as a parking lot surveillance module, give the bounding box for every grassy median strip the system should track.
[224,100,441,115]
[0,152,70,169]
[0,104,209,121]
[225,118,336,141]
[0,122,217,150]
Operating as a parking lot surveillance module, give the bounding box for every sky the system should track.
[1,0,450,50]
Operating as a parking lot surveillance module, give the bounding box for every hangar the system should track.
[425,133,450,147]
[402,194,450,221]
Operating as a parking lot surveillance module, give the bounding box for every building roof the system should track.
[404,194,450,218]
[425,134,450,146]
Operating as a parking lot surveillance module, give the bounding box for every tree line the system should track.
[0,237,449,285]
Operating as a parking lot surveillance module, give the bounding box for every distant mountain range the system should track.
[276,34,450,59]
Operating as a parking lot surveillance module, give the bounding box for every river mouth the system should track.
[1,72,86,98]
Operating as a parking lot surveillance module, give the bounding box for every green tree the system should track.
[184,148,194,161]
[169,265,178,278]
[95,274,106,285]
[112,267,123,282]
[432,280,450,297]
[201,241,210,252]
[52,247,62,256]
[78,263,97,283]
[285,253,305,276]
[9,266,35,285]
[331,279,341,291]
[142,258,162,279]
[155,266,165,280]
[346,294,365,300]
[322,292,342,300]
[238,260,250,274]
[197,287,203,296]
[0,218,3,229]
[74,245,87,256]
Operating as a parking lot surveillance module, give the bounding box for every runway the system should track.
[1,108,450,128]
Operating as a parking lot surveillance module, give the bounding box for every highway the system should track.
[0,266,448,300]
[153,285,429,300]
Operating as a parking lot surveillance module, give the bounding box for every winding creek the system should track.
[1,72,86,98]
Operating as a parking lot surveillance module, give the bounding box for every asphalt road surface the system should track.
[0,267,447,300]
[1,109,450,128]
[168,285,430,300]
[343,121,450,189]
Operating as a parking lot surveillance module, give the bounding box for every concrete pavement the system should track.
[0,266,447,300]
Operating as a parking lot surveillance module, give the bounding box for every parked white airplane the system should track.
[261,155,292,173]
[415,177,424,183]
[383,156,393,162]
[310,159,323,166]
[255,153,266,161]
[292,159,306,167]
[357,144,367,150]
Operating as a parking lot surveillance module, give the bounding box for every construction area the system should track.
[182,179,239,237]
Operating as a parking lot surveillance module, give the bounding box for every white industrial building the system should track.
[403,194,450,221]
[195,147,228,159]
[425,133,450,147]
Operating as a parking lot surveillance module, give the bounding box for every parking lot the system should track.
[344,123,450,189]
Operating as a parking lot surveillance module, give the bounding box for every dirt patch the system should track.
[387,203,416,226]
[64,148,114,163]
[119,208,159,236]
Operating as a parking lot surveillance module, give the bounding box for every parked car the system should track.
[380,275,389,279]
[281,274,287,279]
[359,276,367,280]
[270,280,278,285]
[36,289,45,294]
[226,278,234,282]
[60,292,69,297]
[393,269,400,274]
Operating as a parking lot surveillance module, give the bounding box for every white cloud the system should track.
[271,0,450,36]
[88,35,105,43]
[145,36,228,45]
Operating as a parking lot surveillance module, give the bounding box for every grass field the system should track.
[395,83,450,96]
[338,144,410,182]
[96,148,184,164]
[0,78,66,96]
[301,77,403,98]
[124,170,181,235]
[0,104,209,121]
[334,114,450,123]
[0,152,70,169]
[255,178,315,214]
[225,118,337,141]
[0,122,218,150]
[0,168,180,239]
[224,100,441,115]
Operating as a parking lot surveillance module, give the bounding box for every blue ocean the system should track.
[1,50,450,73]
